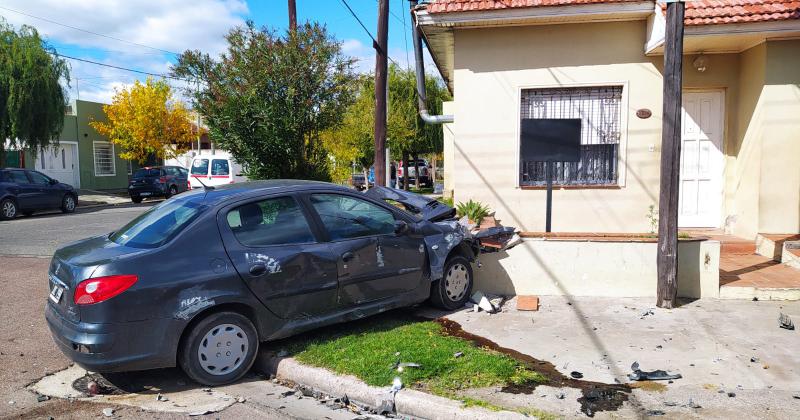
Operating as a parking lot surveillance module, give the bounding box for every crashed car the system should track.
[45,181,485,386]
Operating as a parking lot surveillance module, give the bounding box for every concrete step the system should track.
[782,241,800,270]
[719,283,800,300]
[721,241,757,255]
[756,233,800,261]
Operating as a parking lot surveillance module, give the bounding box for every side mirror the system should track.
[394,220,409,235]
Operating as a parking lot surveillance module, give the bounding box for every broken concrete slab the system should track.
[28,365,235,415]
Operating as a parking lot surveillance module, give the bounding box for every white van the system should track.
[188,155,245,188]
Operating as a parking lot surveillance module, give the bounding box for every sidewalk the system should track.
[77,189,134,207]
[436,296,800,419]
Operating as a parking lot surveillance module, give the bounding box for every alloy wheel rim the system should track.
[2,202,15,218]
[197,323,248,376]
[444,263,469,302]
[65,196,75,211]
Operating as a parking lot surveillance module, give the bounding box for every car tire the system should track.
[429,255,473,310]
[131,195,143,204]
[179,311,258,386]
[1,198,18,220]
[61,194,77,213]
[166,185,177,198]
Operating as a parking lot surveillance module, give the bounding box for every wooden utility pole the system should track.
[373,0,389,186]
[288,0,297,32]
[656,0,685,309]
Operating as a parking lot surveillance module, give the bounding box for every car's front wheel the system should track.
[430,255,473,310]
[179,311,258,386]
[130,195,142,204]
[61,194,77,213]
[1,198,18,220]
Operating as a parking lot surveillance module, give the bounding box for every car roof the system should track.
[189,180,353,206]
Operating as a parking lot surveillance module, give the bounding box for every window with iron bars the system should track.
[520,86,623,187]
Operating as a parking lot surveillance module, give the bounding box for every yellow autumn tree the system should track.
[90,78,196,164]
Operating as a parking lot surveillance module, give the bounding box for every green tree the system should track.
[172,21,355,180]
[321,64,450,185]
[0,19,70,160]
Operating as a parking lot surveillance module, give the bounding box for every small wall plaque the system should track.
[636,109,652,119]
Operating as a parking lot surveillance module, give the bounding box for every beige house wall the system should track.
[442,101,455,199]
[448,20,799,236]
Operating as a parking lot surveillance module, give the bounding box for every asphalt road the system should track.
[0,203,152,256]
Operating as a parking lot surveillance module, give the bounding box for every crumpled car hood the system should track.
[364,186,455,222]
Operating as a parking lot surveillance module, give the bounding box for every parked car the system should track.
[45,181,479,386]
[128,166,189,203]
[188,156,241,189]
[0,168,78,220]
[397,159,431,188]
[349,173,367,190]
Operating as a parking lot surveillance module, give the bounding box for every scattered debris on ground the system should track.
[628,362,682,381]
[779,312,795,330]
[516,295,540,311]
[570,371,584,379]
[469,291,505,314]
[102,407,115,417]
[640,309,655,319]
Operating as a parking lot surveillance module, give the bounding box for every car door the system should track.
[305,193,426,307]
[5,170,39,210]
[176,167,189,192]
[26,171,60,208]
[219,195,339,319]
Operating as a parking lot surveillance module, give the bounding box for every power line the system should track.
[0,5,180,56]
[50,52,193,82]
[338,0,398,66]
[401,0,411,69]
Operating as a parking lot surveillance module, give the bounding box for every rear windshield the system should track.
[133,169,161,178]
[110,195,208,248]
[211,159,229,176]
[191,159,209,175]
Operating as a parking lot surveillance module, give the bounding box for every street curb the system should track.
[254,354,528,420]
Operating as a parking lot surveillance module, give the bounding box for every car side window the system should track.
[212,159,230,176]
[28,171,51,185]
[8,171,30,184]
[227,196,315,246]
[309,194,395,241]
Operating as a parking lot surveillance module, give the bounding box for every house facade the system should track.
[422,0,800,239]
[23,100,135,190]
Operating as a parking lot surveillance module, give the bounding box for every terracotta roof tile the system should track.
[426,0,800,25]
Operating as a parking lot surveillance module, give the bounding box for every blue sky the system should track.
[0,0,431,103]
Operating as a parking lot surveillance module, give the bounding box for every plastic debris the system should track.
[396,362,420,372]
[640,309,655,318]
[570,371,584,379]
[779,313,795,330]
[390,377,403,394]
[750,357,759,363]
[453,351,464,358]
[87,380,99,396]
[470,291,504,313]
[102,408,114,417]
[36,394,50,402]
[628,362,682,381]
[156,393,168,402]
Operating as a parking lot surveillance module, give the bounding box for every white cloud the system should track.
[2,0,247,103]
[1,0,248,56]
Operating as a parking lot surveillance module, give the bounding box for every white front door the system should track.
[38,143,79,188]
[678,91,724,228]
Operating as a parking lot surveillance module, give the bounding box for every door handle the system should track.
[249,263,267,276]
[341,251,354,262]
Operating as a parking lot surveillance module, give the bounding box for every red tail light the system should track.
[74,275,138,305]
[159,176,167,183]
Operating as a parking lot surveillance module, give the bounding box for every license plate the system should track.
[140,192,152,196]
[49,283,64,304]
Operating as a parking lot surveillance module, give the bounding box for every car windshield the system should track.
[110,195,208,248]
[133,169,160,178]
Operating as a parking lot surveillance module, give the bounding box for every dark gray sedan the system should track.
[46,180,478,385]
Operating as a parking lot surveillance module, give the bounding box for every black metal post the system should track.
[546,161,553,233]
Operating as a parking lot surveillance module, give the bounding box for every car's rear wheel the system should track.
[166,185,177,198]
[179,311,258,386]
[131,195,142,204]
[61,194,76,213]
[1,199,18,220]
[430,255,473,310]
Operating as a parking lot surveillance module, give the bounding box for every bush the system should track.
[456,199,490,223]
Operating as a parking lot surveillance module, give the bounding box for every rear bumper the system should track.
[45,302,180,372]
[128,185,166,197]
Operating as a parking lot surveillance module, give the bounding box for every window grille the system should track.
[94,142,115,176]
[520,86,622,186]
